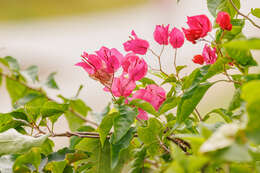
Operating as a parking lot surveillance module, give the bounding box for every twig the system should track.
[157,136,170,153]
[166,136,191,155]
[173,48,180,80]
[0,72,99,127]
[149,48,168,76]
[229,0,260,29]
[195,108,203,121]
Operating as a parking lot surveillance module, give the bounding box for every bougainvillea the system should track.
[0,1,260,173]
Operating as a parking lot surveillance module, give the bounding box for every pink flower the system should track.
[182,15,212,44]
[169,27,185,48]
[202,44,217,64]
[123,30,149,55]
[182,28,203,44]
[76,52,113,86]
[76,52,102,75]
[216,12,232,31]
[109,75,136,97]
[136,109,148,121]
[132,84,166,120]
[122,53,148,81]
[192,54,204,65]
[153,24,170,45]
[95,46,123,73]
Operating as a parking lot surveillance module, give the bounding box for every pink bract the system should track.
[110,75,136,97]
[76,53,103,75]
[183,15,212,43]
[153,24,170,45]
[216,11,232,31]
[137,109,148,121]
[123,30,149,55]
[192,54,204,65]
[95,46,123,73]
[169,27,185,48]
[132,84,166,120]
[122,53,148,81]
[202,44,217,64]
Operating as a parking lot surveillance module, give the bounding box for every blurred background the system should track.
[0,0,259,149]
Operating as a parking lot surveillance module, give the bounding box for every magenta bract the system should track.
[123,30,149,55]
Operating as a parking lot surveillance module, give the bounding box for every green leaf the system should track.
[218,0,240,18]
[44,72,59,89]
[225,47,257,67]
[98,112,117,147]
[76,138,112,173]
[167,143,208,173]
[0,129,48,155]
[20,65,39,83]
[224,38,260,50]
[182,65,210,90]
[207,0,222,17]
[158,96,180,115]
[214,143,252,162]
[207,0,240,18]
[241,80,260,144]
[129,146,147,173]
[176,65,187,74]
[47,147,74,162]
[111,127,135,169]
[221,19,245,41]
[65,111,85,132]
[139,77,156,86]
[41,101,68,118]
[112,105,137,144]
[65,151,88,164]
[251,8,260,18]
[129,99,158,116]
[161,74,177,85]
[44,160,67,173]
[0,56,20,72]
[70,99,91,117]
[0,113,27,132]
[6,78,27,105]
[13,147,41,172]
[202,57,230,81]
[137,118,163,156]
[204,108,233,123]
[200,123,240,153]
[14,92,42,108]
[24,96,48,122]
[177,82,213,124]
[40,138,54,156]
[228,88,242,111]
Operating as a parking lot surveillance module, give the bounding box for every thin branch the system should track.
[157,136,170,153]
[229,0,260,29]
[173,48,180,80]
[0,72,99,127]
[166,136,191,155]
[149,48,169,77]
[195,108,203,121]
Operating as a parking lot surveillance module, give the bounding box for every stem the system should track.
[149,48,168,76]
[157,136,170,153]
[229,0,260,29]
[0,72,99,127]
[173,48,180,80]
[195,108,203,121]
[166,136,191,155]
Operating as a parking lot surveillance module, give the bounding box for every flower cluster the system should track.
[190,11,233,65]
[77,11,233,120]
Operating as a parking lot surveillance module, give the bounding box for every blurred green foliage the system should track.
[0,0,147,21]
